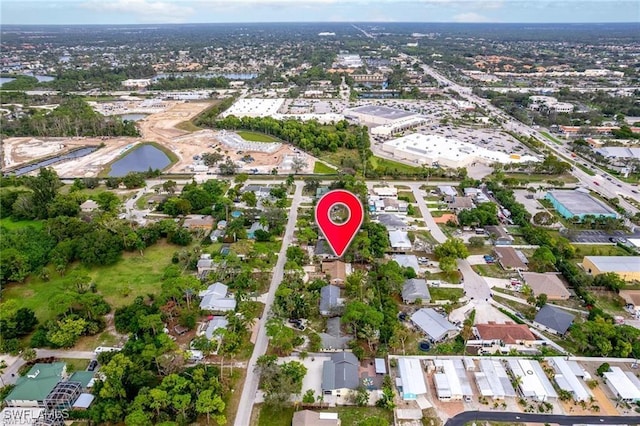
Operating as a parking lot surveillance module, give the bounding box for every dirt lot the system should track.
[5,100,317,177]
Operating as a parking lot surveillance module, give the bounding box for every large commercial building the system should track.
[344,105,418,126]
[583,256,640,282]
[221,98,285,118]
[381,133,539,168]
[545,190,618,221]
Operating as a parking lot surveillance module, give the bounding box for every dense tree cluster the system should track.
[148,76,229,91]
[457,203,499,227]
[1,97,139,137]
[160,179,229,217]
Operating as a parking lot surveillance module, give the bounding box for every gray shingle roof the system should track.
[320,285,340,315]
[322,352,359,391]
[402,279,431,303]
[535,305,575,334]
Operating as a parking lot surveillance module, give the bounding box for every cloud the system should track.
[452,11,492,22]
[81,0,194,23]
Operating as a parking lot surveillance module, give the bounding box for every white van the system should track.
[94,346,122,354]
[187,350,204,362]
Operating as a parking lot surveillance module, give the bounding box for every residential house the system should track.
[315,239,338,259]
[197,254,214,275]
[411,308,457,342]
[292,410,340,426]
[383,198,408,213]
[389,230,412,251]
[372,186,397,198]
[494,247,528,271]
[4,363,67,408]
[485,226,513,246]
[392,255,420,271]
[203,316,229,340]
[322,352,360,396]
[80,199,99,213]
[534,305,575,335]
[183,215,214,231]
[445,196,474,212]
[376,214,407,231]
[199,282,236,312]
[210,220,227,242]
[247,222,268,239]
[438,186,457,197]
[402,279,431,304]
[241,184,271,198]
[316,186,330,199]
[620,290,640,316]
[521,272,570,300]
[473,322,538,354]
[320,285,341,316]
[321,261,349,285]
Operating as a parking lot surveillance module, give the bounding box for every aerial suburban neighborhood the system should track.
[0,11,640,426]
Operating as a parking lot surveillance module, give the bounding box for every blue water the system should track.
[0,77,15,85]
[108,144,171,177]
[231,211,242,218]
[7,146,98,176]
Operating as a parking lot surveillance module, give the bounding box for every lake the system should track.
[0,75,55,86]
[108,144,171,177]
[119,113,147,122]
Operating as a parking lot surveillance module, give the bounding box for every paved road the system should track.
[1,349,96,385]
[416,59,639,215]
[445,411,640,426]
[234,181,304,426]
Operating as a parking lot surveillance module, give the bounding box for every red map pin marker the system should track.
[315,189,364,258]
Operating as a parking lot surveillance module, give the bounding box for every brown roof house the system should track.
[485,226,513,246]
[183,215,214,231]
[521,272,570,300]
[321,261,350,285]
[292,410,340,426]
[475,322,536,345]
[494,247,528,271]
[445,195,475,212]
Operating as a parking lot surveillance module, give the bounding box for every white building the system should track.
[122,78,152,88]
[389,230,412,251]
[549,357,592,401]
[410,308,457,342]
[344,105,422,127]
[397,357,427,400]
[474,359,516,400]
[199,282,236,312]
[221,98,285,118]
[433,359,474,401]
[507,359,557,401]
[603,367,640,402]
[381,133,539,168]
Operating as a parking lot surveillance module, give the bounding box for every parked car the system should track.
[88,360,98,371]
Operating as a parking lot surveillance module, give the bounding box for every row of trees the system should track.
[1,97,139,137]
[148,76,229,91]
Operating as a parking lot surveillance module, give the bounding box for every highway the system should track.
[445,411,640,426]
[416,59,639,215]
[233,181,304,426]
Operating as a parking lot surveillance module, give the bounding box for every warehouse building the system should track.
[381,133,538,168]
[221,98,285,118]
[583,256,640,282]
[603,366,640,402]
[474,359,516,400]
[344,105,419,126]
[545,190,618,221]
[433,359,474,401]
[507,359,558,401]
[397,358,427,400]
[549,357,592,402]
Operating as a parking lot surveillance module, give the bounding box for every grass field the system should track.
[1,241,177,322]
[502,172,578,184]
[236,131,280,142]
[397,191,416,202]
[313,161,337,174]
[572,244,630,259]
[175,120,202,132]
[0,218,43,230]
[540,131,563,145]
[429,287,464,301]
[368,156,423,174]
[256,404,295,426]
[60,358,90,373]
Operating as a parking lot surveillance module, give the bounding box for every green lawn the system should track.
[472,264,516,279]
[313,161,337,174]
[1,241,177,322]
[257,404,295,426]
[335,407,393,426]
[368,156,423,174]
[0,218,43,230]
[501,172,578,184]
[60,358,90,373]
[236,131,280,142]
[540,131,563,145]
[429,287,464,301]
[398,191,416,203]
[572,244,630,259]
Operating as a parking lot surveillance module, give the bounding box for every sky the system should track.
[1,0,639,25]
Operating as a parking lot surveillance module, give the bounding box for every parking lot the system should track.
[563,229,640,243]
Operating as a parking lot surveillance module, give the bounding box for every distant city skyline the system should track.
[1,0,639,25]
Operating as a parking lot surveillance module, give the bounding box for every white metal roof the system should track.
[585,256,640,273]
[478,359,516,398]
[507,359,557,401]
[375,358,387,374]
[434,359,473,398]
[550,357,591,401]
[397,358,427,399]
[604,367,640,401]
[434,373,451,398]
[411,308,457,341]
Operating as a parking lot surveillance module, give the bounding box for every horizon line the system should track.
[2,21,640,26]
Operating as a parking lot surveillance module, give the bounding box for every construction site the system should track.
[2,99,316,177]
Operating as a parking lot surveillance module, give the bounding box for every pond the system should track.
[153,72,258,81]
[0,75,55,86]
[108,144,171,177]
[119,113,147,122]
